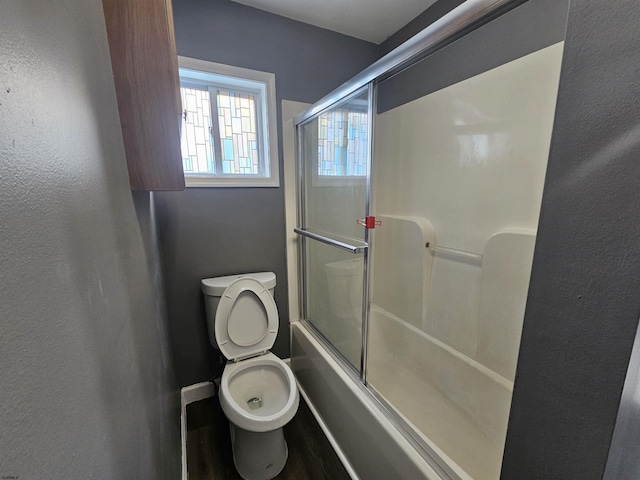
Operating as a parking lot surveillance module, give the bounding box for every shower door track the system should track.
[294,0,525,127]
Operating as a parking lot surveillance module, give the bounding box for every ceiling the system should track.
[230,0,439,44]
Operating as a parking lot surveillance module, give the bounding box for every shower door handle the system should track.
[294,228,368,254]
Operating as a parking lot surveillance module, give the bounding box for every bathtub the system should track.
[291,320,446,480]
[291,307,514,480]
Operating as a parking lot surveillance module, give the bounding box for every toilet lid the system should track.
[214,277,278,361]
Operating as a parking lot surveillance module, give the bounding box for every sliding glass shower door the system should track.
[293,2,568,478]
[296,86,372,371]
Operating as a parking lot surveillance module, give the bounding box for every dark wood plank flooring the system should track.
[186,394,351,480]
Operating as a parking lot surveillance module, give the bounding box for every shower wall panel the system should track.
[373,42,563,364]
[368,42,565,479]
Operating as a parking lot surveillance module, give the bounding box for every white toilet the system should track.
[201,272,299,480]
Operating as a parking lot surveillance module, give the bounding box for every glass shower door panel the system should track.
[303,239,364,370]
[298,85,371,373]
[300,88,369,243]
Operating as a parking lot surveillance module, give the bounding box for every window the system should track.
[306,88,369,187]
[178,57,279,187]
[317,107,369,177]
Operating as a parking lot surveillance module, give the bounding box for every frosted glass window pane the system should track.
[180,86,214,174]
[216,89,260,175]
[317,106,368,177]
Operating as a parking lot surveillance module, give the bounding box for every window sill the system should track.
[185,175,280,188]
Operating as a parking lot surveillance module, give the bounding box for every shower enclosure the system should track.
[291,1,568,478]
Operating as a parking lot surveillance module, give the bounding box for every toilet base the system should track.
[230,423,288,480]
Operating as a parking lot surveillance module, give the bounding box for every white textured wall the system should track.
[373,43,564,369]
[0,1,180,478]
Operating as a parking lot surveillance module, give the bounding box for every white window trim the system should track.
[178,56,280,188]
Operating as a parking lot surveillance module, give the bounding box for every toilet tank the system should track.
[201,272,276,349]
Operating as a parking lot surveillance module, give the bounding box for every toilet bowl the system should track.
[201,273,299,480]
[220,352,298,433]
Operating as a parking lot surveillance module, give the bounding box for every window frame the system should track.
[178,56,279,188]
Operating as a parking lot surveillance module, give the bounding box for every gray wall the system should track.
[379,0,464,56]
[502,0,640,478]
[377,0,569,113]
[0,2,180,478]
[156,0,380,387]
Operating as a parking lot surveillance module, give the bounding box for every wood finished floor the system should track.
[186,395,351,480]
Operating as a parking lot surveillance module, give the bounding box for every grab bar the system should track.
[294,228,368,254]
[425,242,483,263]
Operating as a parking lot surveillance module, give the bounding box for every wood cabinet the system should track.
[102,0,185,190]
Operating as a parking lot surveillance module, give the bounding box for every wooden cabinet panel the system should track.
[103,0,185,191]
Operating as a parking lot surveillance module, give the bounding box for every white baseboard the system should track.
[181,381,216,480]
[182,381,216,405]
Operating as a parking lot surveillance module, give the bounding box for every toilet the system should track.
[201,272,299,480]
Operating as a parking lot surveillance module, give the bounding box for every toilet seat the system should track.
[214,277,279,361]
